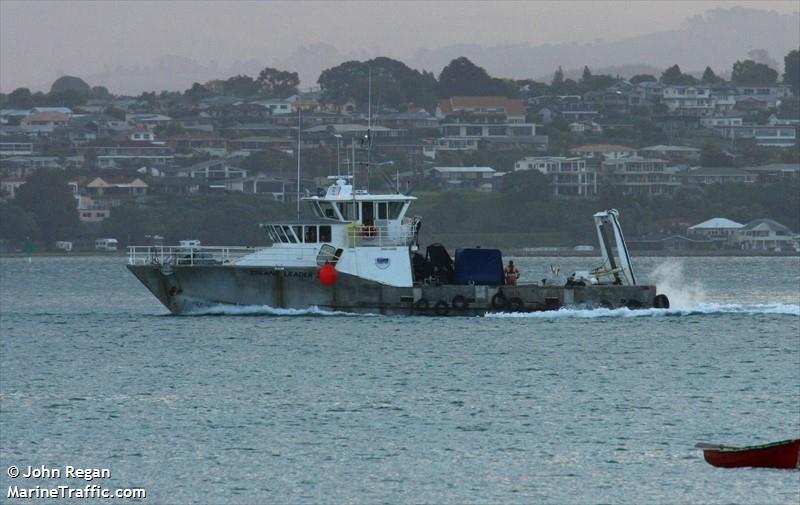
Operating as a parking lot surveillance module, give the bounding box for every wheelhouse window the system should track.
[389,201,404,219]
[337,202,357,221]
[292,225,303,243]
[319,225,332,243]
[282,225,298,243]
[318,201,336,219]
[377,201,388,220]
[303,225,317,243]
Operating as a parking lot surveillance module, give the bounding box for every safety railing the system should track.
[128,246,257,266]
[345,224,415,248]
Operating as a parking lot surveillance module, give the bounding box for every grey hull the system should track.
[128,264,659,316]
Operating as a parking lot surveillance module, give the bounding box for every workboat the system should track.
[697,439,800,469]
[127,177,669,315]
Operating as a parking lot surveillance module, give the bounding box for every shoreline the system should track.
[1,250,798,259]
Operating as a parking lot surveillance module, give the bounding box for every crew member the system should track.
[505,260,520,286]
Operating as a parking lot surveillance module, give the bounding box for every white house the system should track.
[733,219,798,252]
[687,217,743,246]
[514,156,596,196]
[430,166,496,192]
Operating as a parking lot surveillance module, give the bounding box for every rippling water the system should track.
[1,256,799,504]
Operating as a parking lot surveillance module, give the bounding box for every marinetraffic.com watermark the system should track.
[7,465,146,500]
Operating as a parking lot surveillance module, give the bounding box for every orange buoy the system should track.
[319,263,338,285]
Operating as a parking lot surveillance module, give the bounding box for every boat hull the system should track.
[128,264,659,315]
[703,439,800,469]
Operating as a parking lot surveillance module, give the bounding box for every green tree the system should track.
[581,66,592,83]
[630,74,657,84]
[700,142,733,167]
[783,49,800,95]
[13,169,80,245]
[6,87,34,108]
[50,75,91,96]
[438,57,511,97]
[89,85,112,100]
[731,59,778,85]
[0,203,40,243]
[660,64,699,85]
[184,82,211,103]
[318,57,438,108]
[701,66,723,84]
[551,66,565,88]
[500,169,551,199]
[256,67,300,98]
[222,74,260,98]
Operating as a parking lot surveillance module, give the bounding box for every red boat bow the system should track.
[699,439,800,469]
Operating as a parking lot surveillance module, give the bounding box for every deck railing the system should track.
[128,246,256,266]
[345,224,415,248]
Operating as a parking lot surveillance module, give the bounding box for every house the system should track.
[569,121,603,134]
[687,217,743,247]
[767,113,800,127]
[80,142,174,169]
[76,195,111,223]
[0,139,35,157]
[601,156,681,196]
[375,110,439,129]
[250,99,294,115]
[733,219,798,252]
[734,85,791,109]
[167,132,228,156]
[0,156,66,178]
[556,96,600,122]
[627,234,715,252]
[699,116,744,128]
[639,145,701,164]
[172,158,247,180]
[128,128,157,143]
[686,167,756,185]
[422,137,480,159]
[429,166,496,192]
[435,96,536,147]
[20,111,70,134]
[661,85,714,116]
[85,176,148,207]
[712,125,797,147]
[514,156,596,196]
[568,144,636,160]
[0,177,26,199]
[224,175,310,201]
[125,113,172,126]
[227,136,295,155]
[742,163,800,183]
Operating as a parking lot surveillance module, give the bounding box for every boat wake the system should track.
[181,304,370,317]
[485,303,800,319]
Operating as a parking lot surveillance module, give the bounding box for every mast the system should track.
[296,100,301,218]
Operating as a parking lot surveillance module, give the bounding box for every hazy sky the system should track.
[1,0,798,93]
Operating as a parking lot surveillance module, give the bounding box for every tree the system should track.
[501,169,551,200]
[783,49,800,95]
[660,64,698,85]
[13,169,79,245]
[581,66,592,83]
[256,67,300,98]
[0,203,40,243]
[50,75,90,96]
[89,86,112,100]
[630,74,657,84]
[701,66,723,84]
[731,59,778,85]
[438,57,511,97]
[184,82,211,103]
[222,74,260,98]
[700,142,733,167]
[6,87,34,108]
[318,57,438,109]
[551,66,565,87]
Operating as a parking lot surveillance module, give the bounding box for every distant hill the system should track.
[407,7,799,81]
[73,7,799,95]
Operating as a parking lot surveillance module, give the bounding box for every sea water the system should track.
[1,256,798,504]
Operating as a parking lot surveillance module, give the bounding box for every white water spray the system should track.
[649,259,707,309]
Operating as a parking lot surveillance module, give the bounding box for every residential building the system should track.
[435,96,536,149]
[429,166,496,192]
[81,142,174,169]
[602,156,681,196]
[687,217,743,247]
[173,159,247,180]
[0,140,35,157]
[0,177,26,199]
[250,99,294,115]
[713,125,797,147]
[661,85,714,116]
[20,111,69,134]
[742,163,800,182]
[733,219,798,252]
[514,156,596,196]
[686,167,757,185]
[85,176,148,207]
[167,132,228,156]
[568,144,637,160]
[639,145,701,164]
[734,85,791,109]
[699,116,743,128]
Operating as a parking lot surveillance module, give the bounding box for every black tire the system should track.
[434,300,450,316]
[414,298,429,314]
[451,295,469,311]
[491,292,508,311]
[507,297,524,312]
[653,294,670,309]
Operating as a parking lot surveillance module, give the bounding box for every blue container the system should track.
[454,248,504,285]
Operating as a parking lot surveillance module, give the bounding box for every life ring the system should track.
[361,225,378,239]
[434,300,450,316]
[653,294,670,309]
[414,298,429,313]
[491,292,508,311]
[507,297,524,312]
[451,295,469,310]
